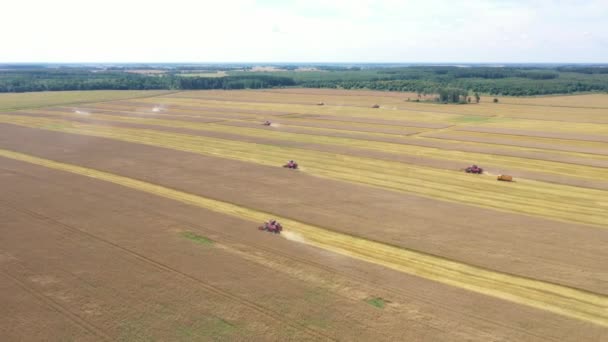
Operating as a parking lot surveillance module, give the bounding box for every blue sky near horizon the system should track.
[2,0,607,63]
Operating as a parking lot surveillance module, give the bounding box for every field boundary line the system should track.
[1,148,606,327]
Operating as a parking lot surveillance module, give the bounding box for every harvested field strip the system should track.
[456,126,608,144]
[299,115,453,129]
[8,112,607,182]
[0,90,172,112]
[94,101,294,117]
[395,102,608,123]
[86,103,268,119]
[1,148,607,327]
[255,117,432,134]
[135,97,463,122]
[48,107,241,121]
[218,120,415,139]
[1,115,607,226]
[30,109,224,124]
[25,110,231,130]
[422,130,608,156]
[472,119,608,135]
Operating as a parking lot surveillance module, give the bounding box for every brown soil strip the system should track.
[2,125,607,296]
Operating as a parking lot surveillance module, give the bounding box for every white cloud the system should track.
[1,0,606,62]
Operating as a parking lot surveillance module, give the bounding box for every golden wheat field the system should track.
[1,89,607,341]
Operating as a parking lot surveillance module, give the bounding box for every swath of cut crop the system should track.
[0,148,606,327]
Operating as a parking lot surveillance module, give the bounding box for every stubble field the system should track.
[0,89,606,341]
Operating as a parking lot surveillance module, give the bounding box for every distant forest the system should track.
[1,64,607,97]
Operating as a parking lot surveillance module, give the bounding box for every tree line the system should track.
[0,71,295,93]
[1,66,607,96]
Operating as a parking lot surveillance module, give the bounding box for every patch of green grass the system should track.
[177,317,239,341]
[180,231,213,245]
[365,297,387,309]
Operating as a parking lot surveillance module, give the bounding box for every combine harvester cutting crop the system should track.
[262,120,272,126]
[283,160,299,169]
[258,219,283,234]
[465,164,483,174]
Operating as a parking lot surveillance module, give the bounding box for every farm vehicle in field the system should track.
[283,160,299,169]
[262,120,272,126]
[258,219,283,234]
[465,165,483,174]
[497,174,513,182]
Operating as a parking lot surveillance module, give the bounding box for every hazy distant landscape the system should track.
[2,63,608,96]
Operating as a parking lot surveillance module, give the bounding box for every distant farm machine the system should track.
[258,219,283,234]
[283,160,299,169]
[465,165,483,174]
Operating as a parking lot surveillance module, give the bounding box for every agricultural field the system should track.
[0,90,172,111]
[0,88,607,341]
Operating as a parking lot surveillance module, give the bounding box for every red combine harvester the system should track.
[258,219,283,234]
[283,160,298,169]
[465,165,483,174]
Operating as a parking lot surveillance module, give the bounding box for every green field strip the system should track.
[10,111,607,182]
[1,148,606,327]
[1,114,607,227]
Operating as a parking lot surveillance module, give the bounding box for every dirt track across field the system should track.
[2,89,607,341]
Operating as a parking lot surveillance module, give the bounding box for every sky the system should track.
[2,0,607,63]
